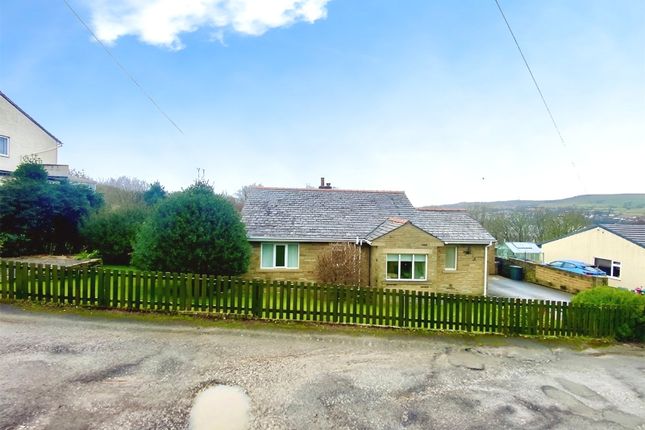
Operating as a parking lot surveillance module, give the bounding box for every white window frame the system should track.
[594,257,621,279]
[385,253,427,281]
[444,245,458,271]
[260,243,300,269]
[0,136,9,157]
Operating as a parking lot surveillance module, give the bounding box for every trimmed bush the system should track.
[131,182,250,275]
[572,287,645,341]
[81,207,148,264]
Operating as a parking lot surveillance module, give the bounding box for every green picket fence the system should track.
[0,261,631,338]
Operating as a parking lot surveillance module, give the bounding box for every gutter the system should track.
[248,237,367,243]
[443,240,496,245]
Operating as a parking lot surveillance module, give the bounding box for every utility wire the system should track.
[493,0,584,187]
[62,0,184,135]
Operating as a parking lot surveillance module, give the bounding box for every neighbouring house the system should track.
[542,224,645,291]
[496,242,543,263]
[0,90,93,187]
[241,183,495,295]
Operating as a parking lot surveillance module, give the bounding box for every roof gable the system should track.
[543,224,645,249]
[599,224,645,249]
[0,91,62,145]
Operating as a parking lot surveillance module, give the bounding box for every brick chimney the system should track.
[319,177,332,189]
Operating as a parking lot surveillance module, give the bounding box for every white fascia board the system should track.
[443,240,495,245]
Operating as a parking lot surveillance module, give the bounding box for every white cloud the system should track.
[88,0,330,49]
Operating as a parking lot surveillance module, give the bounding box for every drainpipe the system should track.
[484,241,493,296]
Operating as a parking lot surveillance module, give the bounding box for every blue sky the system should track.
[1,0,643,205]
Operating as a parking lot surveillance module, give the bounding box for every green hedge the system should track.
[572,287,645,341]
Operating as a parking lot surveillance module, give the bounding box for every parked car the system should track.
[547,260,607,276]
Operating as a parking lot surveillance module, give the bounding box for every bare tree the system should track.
[316,243,364,286]
[229,183,261,212]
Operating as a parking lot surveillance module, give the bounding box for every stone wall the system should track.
[244,242,370,285]
[499,258,608,294]
[370,223,485,295]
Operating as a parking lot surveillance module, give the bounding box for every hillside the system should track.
[434,194,645,218]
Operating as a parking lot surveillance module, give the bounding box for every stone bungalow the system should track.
[241,184,495,295]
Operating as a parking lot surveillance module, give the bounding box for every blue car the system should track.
[547,260,607,276]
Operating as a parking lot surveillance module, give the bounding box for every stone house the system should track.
[241,185,495,295]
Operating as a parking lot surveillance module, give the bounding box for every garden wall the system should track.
[499,258,608,294]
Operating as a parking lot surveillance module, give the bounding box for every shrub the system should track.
[316,243,365,286]
[572,287,645,341]
[131,181,250,275]
[143,181,167,206]
[81,206,148,264]
[0,160,103,256]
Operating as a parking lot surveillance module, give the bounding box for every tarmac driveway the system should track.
[1,304,644,430]
[488,275,574,302]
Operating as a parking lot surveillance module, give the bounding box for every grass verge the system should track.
[0,298,617,350]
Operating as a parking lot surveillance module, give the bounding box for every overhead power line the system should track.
[61,0,184,135]
[493,0,584,188]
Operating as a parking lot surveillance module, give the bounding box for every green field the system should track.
[437,193,645,216]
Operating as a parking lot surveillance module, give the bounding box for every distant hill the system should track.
[432,194,645,217]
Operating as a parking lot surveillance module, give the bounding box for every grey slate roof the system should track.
[600,224,645,249]
[242,187,495,244]
[242,187,416,241]
[411,210,496,244]
[365,217,408,241]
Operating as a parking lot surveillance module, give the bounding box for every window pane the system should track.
[386,254,399,262]
[400,260,412,279]
[287,244,299,268]
[400,254,413,262]
[414,259,426,280]
[275,245,286,267]
[612,263,621,278]
[387,261,399,279]
[594,258,611,276]
[0,137,7,155]
[261,243,274,268]
[445,246,456,269]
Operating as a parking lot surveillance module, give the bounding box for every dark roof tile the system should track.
[242,187,495,244]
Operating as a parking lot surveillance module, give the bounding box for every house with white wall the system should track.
[0,90,69,180]
[542,224,645,291]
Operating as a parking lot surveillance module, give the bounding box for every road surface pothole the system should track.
[189,385,251,430]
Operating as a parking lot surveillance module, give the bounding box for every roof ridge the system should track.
[253,186,406,194]
[417,207,467,212]
[386,216,409,224]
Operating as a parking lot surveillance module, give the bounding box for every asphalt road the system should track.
[488,275,574,302]
[1,304,644,430]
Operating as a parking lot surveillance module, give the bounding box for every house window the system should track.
[261,243,299,269]
[0,136,8,157]
[386,254,427,281]
[594,257,621,278]
[444,246,457,270]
